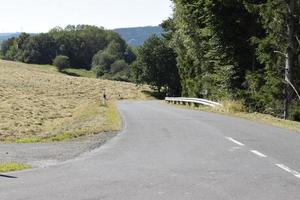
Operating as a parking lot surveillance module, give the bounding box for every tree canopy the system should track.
[161,0,300,120]
[1,25,130,70]
[131,35,181,96]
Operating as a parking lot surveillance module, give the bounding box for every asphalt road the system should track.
[1,101,300,200]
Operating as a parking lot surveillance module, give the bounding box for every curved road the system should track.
[1,101,300,199]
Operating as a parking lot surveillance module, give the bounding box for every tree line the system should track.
[0,25,136,81]
[131,0,300,121]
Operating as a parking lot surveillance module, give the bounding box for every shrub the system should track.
[110,60,128,74]
[217,100,246,113]
[53,55,70,71]
[92,51,116,73]
[92,65,105,78]
[290,107,300,122]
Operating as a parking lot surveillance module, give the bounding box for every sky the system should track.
[0,0,173,33]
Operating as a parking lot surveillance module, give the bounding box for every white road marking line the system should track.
[250,150,267,158]
[225,137,245,146]
[276,164,300,178]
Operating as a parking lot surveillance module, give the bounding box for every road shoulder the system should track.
[0,131,117,168]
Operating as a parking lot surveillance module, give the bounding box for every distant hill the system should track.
[0,33,37,46]
[0,26,164,47]
[0,33,21,43]
[114,26,163,47]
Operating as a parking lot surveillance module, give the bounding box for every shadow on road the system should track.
[0,174,18,179]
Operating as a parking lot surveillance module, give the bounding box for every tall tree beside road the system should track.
[168,0,300,120]
[170,0,263,99]
[246,0,300,118]
[131,35,181,96]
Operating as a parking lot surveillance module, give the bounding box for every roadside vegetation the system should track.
[1,1,299,124]
[0,60,148,143]
[132,1,300,122]
[0,162,31,173]
[168,101,300,133]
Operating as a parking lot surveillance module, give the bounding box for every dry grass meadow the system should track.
[0,60,149,142]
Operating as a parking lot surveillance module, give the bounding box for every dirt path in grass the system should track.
[0,132,117,168]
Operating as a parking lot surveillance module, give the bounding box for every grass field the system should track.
[0,60,148,142]
[0,162,31,173]
[63,68,97,78]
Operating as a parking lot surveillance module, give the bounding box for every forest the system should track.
[132,0,300,121]
[1,0,300,121]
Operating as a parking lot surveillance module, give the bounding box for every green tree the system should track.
[124,46,137,64]
[130,60,146,84]
[15,33,30,61]
[92,51,116,76]
[22,33,57,64]
[1,25,130,71]
[49,25,109,69]
[170,0,263,100]
[110,60,129,74]
[0,37,16,60]
[133,35,181,96]
[53,55,70,72]
[105,40,126,59]
[245,0,300,118]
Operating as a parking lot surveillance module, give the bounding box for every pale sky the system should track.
[0,0,173,33]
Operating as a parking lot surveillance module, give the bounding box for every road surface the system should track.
[1,101,300,200]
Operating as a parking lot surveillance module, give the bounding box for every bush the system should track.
[110,60,128,74]
[92,65,105,78]
[53,55,70,71]
[217,100,246,113]
[290,107,300,122]
[91,51,116,73]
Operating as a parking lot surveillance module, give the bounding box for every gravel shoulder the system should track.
[0,132,117,168]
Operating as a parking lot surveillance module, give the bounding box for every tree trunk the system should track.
[284,0,295,119]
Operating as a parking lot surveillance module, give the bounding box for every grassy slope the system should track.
[63,68,96,78]
[0,60,148,142]
[169,102,300,133]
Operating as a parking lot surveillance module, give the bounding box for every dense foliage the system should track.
[53,55,70,72]
[160,0,300,120]
[91,39,135,81]
[0,25,132,80]
[131,35,181,96]
[131,0,300,120]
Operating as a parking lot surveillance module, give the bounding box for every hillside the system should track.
[0,60,148,142]
[114,26,163,47]
[0,26,164,47]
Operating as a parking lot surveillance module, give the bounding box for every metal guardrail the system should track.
[165,97,222,108]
